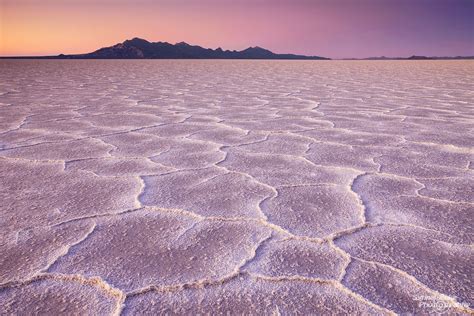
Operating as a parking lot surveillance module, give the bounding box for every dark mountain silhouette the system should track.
[407,55,432,60]
[2,39,473,60]
[57,37,330,60]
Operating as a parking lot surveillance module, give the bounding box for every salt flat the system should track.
[0,60,472,315]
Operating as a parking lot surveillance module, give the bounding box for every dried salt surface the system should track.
[1,220,95,283]
[149,137,225,169]
[48,209,272,292]
[335,226,473,307]
[242,238,348,280]
[0,159,142,234]
[0,276,123,315]
[219,150,359,187]
[263,185,364,238]
[1,138,113,160]
[123,275,387,315]
[352,173,473,243]
[65,157,173,177]
[341,259,466,315]
[140,168,273,218]
[0,60,473,314]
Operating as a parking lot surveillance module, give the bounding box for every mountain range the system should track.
[55,38,329,60]
[2,38,473,60]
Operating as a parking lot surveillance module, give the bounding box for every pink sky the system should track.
[1,0,473,58]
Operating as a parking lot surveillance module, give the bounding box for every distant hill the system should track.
[3,40,473,60]
[54,37,329,60]
[344,55,474,60]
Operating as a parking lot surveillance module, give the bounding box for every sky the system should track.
[1,0,473,58]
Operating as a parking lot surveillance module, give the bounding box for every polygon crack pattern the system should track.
[0,60,473,315]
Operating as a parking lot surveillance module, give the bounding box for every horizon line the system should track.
[1,37,473,60]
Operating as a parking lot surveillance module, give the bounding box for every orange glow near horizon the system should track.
[1,0,473,59]
[3,4,168,55]
[1,1,318,56]
[1,3,183,56]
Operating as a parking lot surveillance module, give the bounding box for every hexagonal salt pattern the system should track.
[0,60,472,314]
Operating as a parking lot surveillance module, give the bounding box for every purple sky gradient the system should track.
[1,0,473,58]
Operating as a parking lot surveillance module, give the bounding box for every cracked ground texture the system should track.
[0,60,473,315]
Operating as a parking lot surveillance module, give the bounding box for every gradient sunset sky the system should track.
[1,0,473,58]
